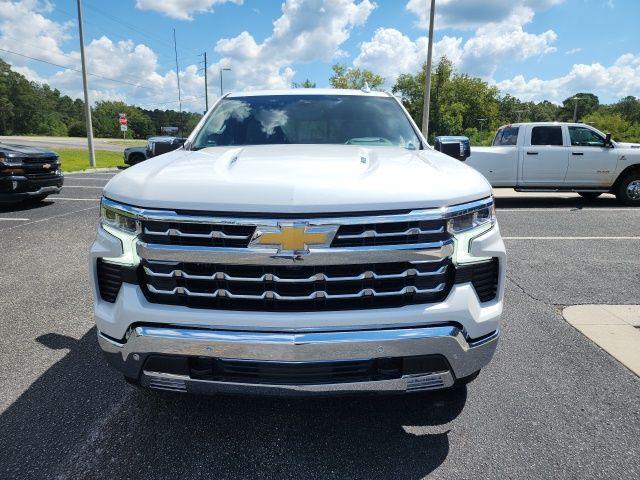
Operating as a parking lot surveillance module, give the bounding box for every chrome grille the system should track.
[139,215,450,248]
[141,259,453,311]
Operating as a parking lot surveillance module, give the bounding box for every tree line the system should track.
[0,58,201,139]
[2,56,639,144]
[329,58,640,145]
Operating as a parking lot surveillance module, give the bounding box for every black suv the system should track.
[0,143,64,203]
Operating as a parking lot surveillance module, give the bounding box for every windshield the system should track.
[191,94,421,150]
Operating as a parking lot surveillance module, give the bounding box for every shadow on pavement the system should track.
[0,327,466,480]
[0,199,55,213]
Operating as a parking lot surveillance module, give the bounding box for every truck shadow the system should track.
[0,328,466,480]
[0,199,55,213]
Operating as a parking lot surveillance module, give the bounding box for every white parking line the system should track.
[0,205,99,230]
[0,217,29,221]
[63,177,112,181]
[55,197,100,201]
[503,236,639,240]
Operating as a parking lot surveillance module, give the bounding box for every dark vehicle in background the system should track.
[0,143,63,204]
[123,136,186,166]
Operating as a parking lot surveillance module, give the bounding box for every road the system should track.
[0,135,143,152]
[0,175,638,479]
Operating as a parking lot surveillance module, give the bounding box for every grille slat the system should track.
[142,259,453,311]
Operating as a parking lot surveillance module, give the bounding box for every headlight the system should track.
[447,198,496,265]
[100,198,140,265]
[100,200,140,234]
[447,203,495,234]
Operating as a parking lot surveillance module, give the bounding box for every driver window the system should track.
[568,126,606,147]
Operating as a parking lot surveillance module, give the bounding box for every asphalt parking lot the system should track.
[1,171,639,479]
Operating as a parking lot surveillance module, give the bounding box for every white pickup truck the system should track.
[464,122,640,205]
[91,89,505,396]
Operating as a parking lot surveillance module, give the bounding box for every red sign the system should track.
[119,117,127,125]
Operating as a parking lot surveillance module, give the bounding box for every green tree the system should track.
[329,64,384,90]
[558,93,600,121]
[393,57,500,143]
[582,110,640,142]
[292,79,316,88]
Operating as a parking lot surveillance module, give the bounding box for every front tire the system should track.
[578,192,601,200]
[615,173,640,206]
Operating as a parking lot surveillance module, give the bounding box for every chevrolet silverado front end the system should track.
[90,89,505,395]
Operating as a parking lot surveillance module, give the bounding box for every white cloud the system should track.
[354,7,556,82]
[495,53,640,103]
[135,0,244,21]
[565,47,582,55]
[405,0,563,30]
[0,0,75,67]
[211,0,375,91]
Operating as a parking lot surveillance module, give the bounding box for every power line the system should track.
[0,47,156,90]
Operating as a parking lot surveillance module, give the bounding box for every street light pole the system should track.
[203,52,209,112]
[421,0,436,141]
[572,96,583,122]
[76,0,95,167]
[220,67,231,96]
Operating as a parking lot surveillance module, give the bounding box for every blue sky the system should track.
[1,0,638,111]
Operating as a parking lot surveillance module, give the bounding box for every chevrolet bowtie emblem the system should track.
[249,222,337,255]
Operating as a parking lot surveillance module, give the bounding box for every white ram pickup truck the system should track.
[91,89,505,396]
[465,122,640,205]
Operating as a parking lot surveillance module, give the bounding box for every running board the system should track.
[514,188,609,193]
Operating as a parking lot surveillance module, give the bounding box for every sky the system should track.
[0,0,638,112]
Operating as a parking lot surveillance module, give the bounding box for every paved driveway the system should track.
[0,176,638,479]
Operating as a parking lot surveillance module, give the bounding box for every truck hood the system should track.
[104,144,491,213]
[616,142,640,150]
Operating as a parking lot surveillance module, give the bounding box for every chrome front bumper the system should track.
[98,325,499,396]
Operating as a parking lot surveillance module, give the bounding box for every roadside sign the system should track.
[119,113,127,125]
[120,124,128,132]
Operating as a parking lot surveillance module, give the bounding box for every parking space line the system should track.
[55,197,100,201]
[0,217,29,221]
[63,177,112,181]
[0,205,99,231]
[503,236,639,240]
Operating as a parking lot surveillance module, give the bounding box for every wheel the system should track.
[615,173,640,206]
[128,154,145,165]
[578,192,601,200]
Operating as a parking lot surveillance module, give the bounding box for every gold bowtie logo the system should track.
[250,223,337,254]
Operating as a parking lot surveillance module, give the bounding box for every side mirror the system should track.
[434,136,471,161]
[605,133,613,147]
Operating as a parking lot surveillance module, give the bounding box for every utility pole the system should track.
[515,110,526,123]
[76,0,95,167]
[173,28,183,138]
[572,96,583,122]
[421,0,436,141]
[477,118,487,134]
[203,52,208,112]
[220,66,231,96]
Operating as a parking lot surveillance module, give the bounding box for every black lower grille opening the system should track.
[454,258,499,302]
[181,354,451,385]
[96,259,124,302]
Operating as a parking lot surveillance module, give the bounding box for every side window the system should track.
[493,126,519,146]
[568,126,606,147]
[531,126,563,146]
